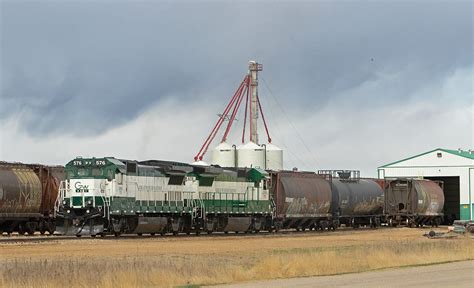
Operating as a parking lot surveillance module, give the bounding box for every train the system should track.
[52,157,445,237]
[0,162,64,235]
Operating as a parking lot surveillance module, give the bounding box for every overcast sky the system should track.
[1,0,473,176]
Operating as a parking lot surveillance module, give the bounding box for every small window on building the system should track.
[437,152,442,158]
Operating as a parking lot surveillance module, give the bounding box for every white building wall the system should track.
[378,148,474,220]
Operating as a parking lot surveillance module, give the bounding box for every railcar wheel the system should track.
[114,232,121,237]
[150,233,155,236]
[91,235,96,238]
[137,233,143,236]
[76,235,82,238]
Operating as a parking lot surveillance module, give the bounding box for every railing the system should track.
[318,170,360,182]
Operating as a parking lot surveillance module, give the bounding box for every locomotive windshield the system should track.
[66,158,116,180]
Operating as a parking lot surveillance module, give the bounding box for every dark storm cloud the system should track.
[1,0,472,136]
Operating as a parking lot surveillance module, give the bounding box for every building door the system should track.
[425,176,460,224]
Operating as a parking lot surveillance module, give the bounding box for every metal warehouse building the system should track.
[378,148,474,221]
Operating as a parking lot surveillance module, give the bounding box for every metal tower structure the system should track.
[194,61,271,162]
[248,61,263,144]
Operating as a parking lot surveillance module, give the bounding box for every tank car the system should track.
[384,178,444,227]
[324,171,384,228]
[0,162,64,235]
[270,171,337,231]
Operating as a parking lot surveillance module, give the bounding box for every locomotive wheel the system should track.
[150,233,155,236]
[114,232,121,237]
[137,233,143,236]
[91,235,96,238]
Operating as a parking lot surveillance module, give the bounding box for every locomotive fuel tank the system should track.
[331,179,384,217]
[0,164,42,215]
[271,171,333,218]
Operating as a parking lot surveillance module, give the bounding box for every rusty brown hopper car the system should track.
[270,171,337,231]
[0,162,64,235]
[384,178,444,227]
[331,178,384,227]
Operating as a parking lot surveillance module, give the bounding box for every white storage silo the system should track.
[237,141,265,168]
[265,143,283,170]
[211,142,236,167]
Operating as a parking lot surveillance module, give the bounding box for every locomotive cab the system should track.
[56,158,119,236]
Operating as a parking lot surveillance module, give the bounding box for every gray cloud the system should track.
[1,0,473,141]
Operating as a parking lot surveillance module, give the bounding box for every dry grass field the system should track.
[0,228,473,288]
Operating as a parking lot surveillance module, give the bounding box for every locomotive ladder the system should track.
[101,196,111,220]
[191,198,205,224]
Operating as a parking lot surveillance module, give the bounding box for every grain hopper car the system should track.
[384,178,444,227]
[0,162,64,235]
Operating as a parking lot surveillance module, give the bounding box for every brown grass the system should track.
[0,229,473,287]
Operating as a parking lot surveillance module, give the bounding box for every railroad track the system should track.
[0,226,421,244]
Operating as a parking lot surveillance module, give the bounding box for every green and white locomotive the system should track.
[55,157,274,237]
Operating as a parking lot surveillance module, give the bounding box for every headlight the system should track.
[87,200,92,205]
[67,210,71,213]
[86,209,90,214]
[62,200,67,205]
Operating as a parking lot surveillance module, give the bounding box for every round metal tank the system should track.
[237,141,265,168]
[414,180,444,215]
[211,142,236,167]
[0,164,42,214]
[384,179,445,216]
[265,143,283,170]
[331,179,384,216]
[272,171,333,218]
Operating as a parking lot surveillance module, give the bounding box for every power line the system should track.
[260,77,320,169]
[258,87,313,170]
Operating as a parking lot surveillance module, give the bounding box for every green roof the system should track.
[379,148,474,168]
[440,148,474,160]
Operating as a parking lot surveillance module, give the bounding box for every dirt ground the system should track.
[0,227,473,288]
[0,228,449,259]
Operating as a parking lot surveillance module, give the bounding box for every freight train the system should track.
[54,157,445,237]
[0,162,64,235]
